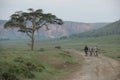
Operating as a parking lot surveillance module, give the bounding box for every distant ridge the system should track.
[70,19,120,38]
[0,20,108,39]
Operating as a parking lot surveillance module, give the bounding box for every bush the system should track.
[39,48,45,52]
[35,64,45,72]
[25,62,36,71]
[0,57,46,80]
[13,57,46,78]
[14,57,24,63]
[1,72,19,80]
[23,71,35,78]
[55,46,61,49]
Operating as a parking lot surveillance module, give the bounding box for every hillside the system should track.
[70,20,120,38]
[0,20,108,39]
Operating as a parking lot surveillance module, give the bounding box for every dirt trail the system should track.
[63,49,120,80]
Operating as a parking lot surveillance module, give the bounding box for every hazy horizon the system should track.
[0,0,120,23]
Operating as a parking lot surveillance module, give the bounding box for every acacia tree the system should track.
[4,8,63,50]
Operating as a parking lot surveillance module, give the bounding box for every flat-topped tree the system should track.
[4,8,63,50]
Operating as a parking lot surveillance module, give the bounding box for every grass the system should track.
[0,34,120,80]
[36,34,120,61]
[0,40,82,80]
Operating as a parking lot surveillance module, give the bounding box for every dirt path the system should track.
[62,49,120,80]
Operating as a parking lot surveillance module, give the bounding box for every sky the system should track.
[0,0,120,22]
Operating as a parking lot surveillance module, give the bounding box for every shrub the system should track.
[14,57,46,78]
[1,72,19,80]
[0,57,46,80]
[23,71,35,78]
[39,48,45,52]
[14,57,24,63]
[55,46,61,49]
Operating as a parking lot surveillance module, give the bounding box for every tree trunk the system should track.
[31,34,34,51]
[31,18,35,51]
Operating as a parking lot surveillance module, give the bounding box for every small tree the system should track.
[4,8,63,50]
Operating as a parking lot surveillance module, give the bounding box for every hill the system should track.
[70,20,120,38]
[0,20,108,39]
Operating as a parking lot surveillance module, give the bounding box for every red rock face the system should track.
[0,20,107,39]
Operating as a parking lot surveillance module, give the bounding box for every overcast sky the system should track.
[0,0,120,22]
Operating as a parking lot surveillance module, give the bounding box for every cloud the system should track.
[0,0,120,22]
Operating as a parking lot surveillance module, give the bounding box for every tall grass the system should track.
[0,40,82,80]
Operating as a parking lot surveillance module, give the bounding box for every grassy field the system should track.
[36,34,120,61]
[0,39,83,80]
[0,34,120,80]
[59,35,120,61]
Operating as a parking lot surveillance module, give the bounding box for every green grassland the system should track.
[59,35,120,60]
[37,34,120,61]
[0,34,120,80]
[0,39,82,80]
